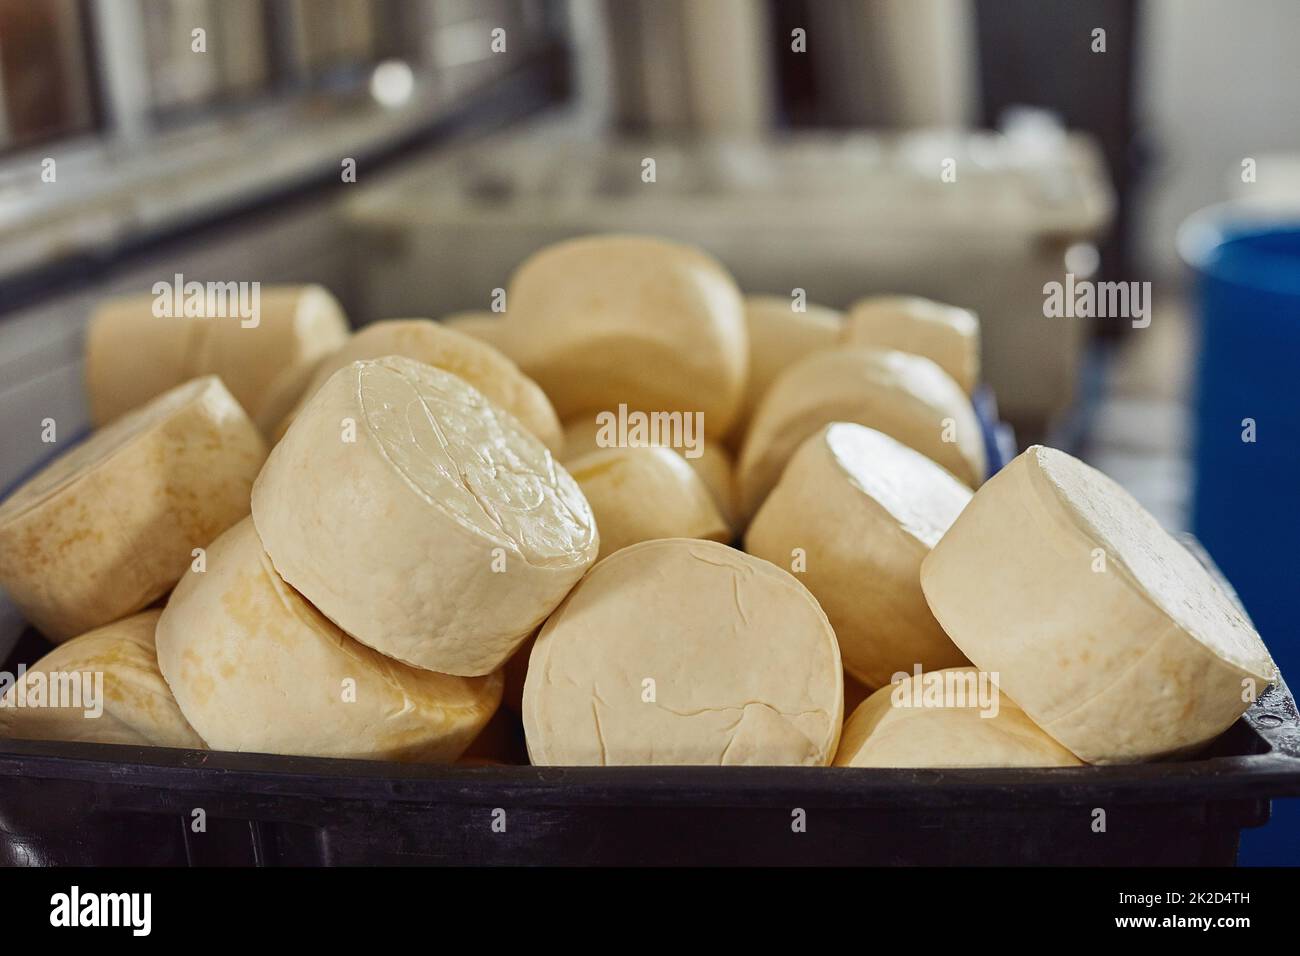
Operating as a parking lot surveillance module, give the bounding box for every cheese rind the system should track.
[567,447,730,561]
[441,310,515,352]
[560,415,737,531]
[86,285,349,434]
[746,424,972,689]
[275,318,563,452]
[156,518,500,761]
[0,611,205,749]
[843,295,980,394]
[730,295,843,447]
[833,668,1082,768]
[505,235,748,434]
[523,538,843,766]
[0,376,267,642]
[919,445,1277,764]
[736,347,986,521]
[251,356,598,676]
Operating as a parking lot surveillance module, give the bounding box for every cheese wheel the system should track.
[567,447,730,561]
[730,295,843,447]
[834,668,1082,768]
[275,318,563,452]
[843,296,981,394]
[920,446,1277,764]
[560,415,738,530]
[746,424,972,689]
[156,519,500,761]
[736,347,985,521]
[505,235,748,434]
[441,310,514,352]
[251,356,599,676]
[86,285,349,434]
[0,611,204,749]
[523,538,843,766]
[0,376,266,642]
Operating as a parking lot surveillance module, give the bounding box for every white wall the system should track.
[1136,0,1300,277]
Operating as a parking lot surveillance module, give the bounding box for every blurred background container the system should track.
[0,0,1298,864]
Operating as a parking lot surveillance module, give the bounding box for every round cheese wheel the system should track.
[736,347,986,521]
[843,296,981,394]
[730,295,843,447]
[834,668,1082,768]
[0,611,204,749]
[251,356,599,676]
[156,518,501,761]
[274,318,562,452]
[560,415,737,531]
[86,285,349,434]
[440,310,514,352]
[0,376,266,642]
[523,538,843,766]
[504,235,748,434]
[567,447,730,561]
[746,424,972,689]
[920,446,1277,764]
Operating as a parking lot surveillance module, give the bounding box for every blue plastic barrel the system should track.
[1182,211,1300,865]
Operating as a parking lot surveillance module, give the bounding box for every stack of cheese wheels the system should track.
[560,414,738,531]
[921,446,1277,764]
[523,538,843,766]
[566,447,729,561]
[0,611,204,749]
[273,318,563,452]
[156,519,501,761]
[736,347,986,522]
[729,295,843,448]
[834,668,1081,768]
[501,235,749,436]
[842,296,980,394]
[0,376,266,641]
[746,423,972,690]
[252,355,599,676]
[85,284,349,434]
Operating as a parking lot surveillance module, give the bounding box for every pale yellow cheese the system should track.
[251,356,599,676]
[86,285,349,434]
[920,446,1277,764]
[523,538,843,766]
[441,310,514,352]
[560,414,737,531]
[156,518,500,761]
[746,424,972,689]
[274,318,562,452]
[730,294,843,447]
[736,347,986,522]
[504,235,748,434]
[567,447,730,561]
[0,376,266,642]
[0,611,205,749]
[834,668,1082,768]
[843,295,981,394]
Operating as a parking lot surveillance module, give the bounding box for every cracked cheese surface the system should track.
[920,446,1277,764]
[523,538,842,766]
[274,318,562,452]
[156,518,500,761]
[252,355,598,676]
